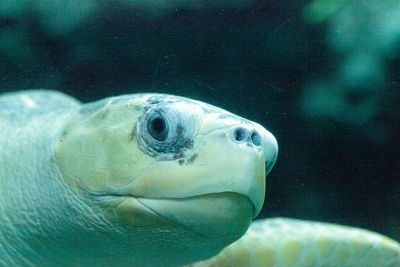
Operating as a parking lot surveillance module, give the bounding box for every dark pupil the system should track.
[152,117,165,133]
[148,117,167,141]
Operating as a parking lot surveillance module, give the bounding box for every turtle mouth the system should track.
[95,192,254,239]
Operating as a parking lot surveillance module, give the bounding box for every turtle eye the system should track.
[137,103,196,159]
[147,114,168,141]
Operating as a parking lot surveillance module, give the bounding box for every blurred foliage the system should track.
[0,0,399,240]
[303,0,349,24]
[302,0,400,141]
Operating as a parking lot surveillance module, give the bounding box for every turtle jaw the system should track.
[136,192,254,239]
[96,192,254,241]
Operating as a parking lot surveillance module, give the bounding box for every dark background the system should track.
[1,0,399,240]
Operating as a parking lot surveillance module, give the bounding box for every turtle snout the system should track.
[230,125,278,175]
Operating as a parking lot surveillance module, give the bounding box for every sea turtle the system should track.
[0,90,399,266]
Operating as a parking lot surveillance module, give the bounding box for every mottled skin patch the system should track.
[176,124,184,135]
[177,153,198,166]
[61,129,68,138]
[146,97,162,105]
[187,153,198,164]
[129,124,137,142]
[99,110,109,120]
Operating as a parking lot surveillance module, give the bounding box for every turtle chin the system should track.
[105,192,253,243]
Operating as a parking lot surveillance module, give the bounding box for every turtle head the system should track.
[54,93,278,265]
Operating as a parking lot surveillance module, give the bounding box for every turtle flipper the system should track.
[191,218,400,267]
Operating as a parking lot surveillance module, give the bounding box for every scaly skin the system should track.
[0,91,90,265]
[190,218,400,267]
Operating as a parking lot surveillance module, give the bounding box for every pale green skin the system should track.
[0,90,399,267]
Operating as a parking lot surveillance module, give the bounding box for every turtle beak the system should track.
[263,129,278,175]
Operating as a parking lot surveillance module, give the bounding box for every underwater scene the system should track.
[0,0,399,266]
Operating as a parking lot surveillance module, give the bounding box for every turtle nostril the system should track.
[233,127,248,142]
[251,131,261,146]
[233,127,262,146]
